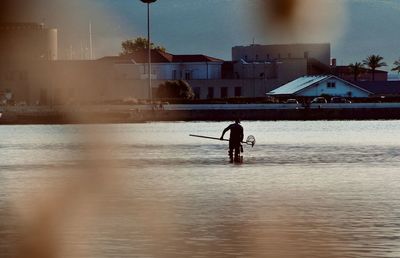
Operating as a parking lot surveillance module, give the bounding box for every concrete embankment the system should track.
[2,104,400,124]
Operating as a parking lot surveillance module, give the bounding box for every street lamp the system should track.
[140,0,157,102]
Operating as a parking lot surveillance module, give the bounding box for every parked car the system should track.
[286,99,299,104]
[330,97,351,103]
[311,97,327,104]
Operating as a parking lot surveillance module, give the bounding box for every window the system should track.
[221,87,228,98]
[172,70,177,80]
[207,87,214,99]
[193,87,201,99]
[185,71,191,80]
[235,87,242,97]
[278,53,281,59]
[304,51,309,59]
[255,54,259,60]
[327,82,336,88]
[267,54,270,60]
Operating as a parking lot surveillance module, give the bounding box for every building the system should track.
[99,50,225,99]
[0,22,58,61]
[268,75,372,98]
[332,65,388,82]
[1,24,342,103]
[225,43,332,98]
[232,43,331,77]
[0,22,59,104]
[99,50,223,81]
[354,81,400,97]
[232,43,331,65]
[0,60,115,105]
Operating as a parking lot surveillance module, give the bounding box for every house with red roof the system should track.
[98,49,224,81]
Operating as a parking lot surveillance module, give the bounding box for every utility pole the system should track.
[140,0,157,102]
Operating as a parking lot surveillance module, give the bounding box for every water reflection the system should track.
[1,121,400,257]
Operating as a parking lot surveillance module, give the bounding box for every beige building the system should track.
[0,23,58,61]
[0,60,156,105]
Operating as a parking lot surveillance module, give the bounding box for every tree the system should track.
[348,62,364,81]
[120,37,166,55]
[392,58,400,74]
[363,54,387,81]
[157,80,195,100]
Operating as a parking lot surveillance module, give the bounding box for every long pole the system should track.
[147,3,152,101]
[189,134,228,142]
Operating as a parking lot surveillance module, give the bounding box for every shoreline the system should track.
[2,104,400,124]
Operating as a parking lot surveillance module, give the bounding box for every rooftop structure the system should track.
[268,75,372,98]
[232,43,331,66]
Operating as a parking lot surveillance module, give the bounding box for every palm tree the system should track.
[392,58,400,74]
[348,62,364,81]
[363,55,387,81]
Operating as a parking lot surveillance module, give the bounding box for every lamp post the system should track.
[140,0,157,102]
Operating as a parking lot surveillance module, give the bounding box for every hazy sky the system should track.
[2,0,400,72]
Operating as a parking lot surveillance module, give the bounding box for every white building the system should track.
[268,75,372,98]
[232,43,331,66]
[99,50,224,81]
[232,43,331,80]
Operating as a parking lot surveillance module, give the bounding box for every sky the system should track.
[1,0,400,73]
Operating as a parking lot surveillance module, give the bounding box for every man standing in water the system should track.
[220,119,244,162]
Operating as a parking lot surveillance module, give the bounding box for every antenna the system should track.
[80,41,84,60]
[89,21,93,60]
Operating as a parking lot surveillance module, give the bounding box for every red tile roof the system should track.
[98,50,223,63]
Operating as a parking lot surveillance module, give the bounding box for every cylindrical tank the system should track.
[0,23,58,61]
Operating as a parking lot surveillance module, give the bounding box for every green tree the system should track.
[363,54,387,81]
[157,80,195,100]
[120,37,166,55]
[348,62,364,81]
[392,58,400,74]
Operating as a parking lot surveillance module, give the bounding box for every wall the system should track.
[232,43,331,66]
[133,62,223,80]
[188,79,285,99]
[233,59,308,92]
[299,79,370,98]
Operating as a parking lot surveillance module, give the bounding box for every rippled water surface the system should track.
[1,121,400,258]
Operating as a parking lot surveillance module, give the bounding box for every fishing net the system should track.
[245,135,256,147]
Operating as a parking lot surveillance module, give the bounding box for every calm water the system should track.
[1,121,400,258]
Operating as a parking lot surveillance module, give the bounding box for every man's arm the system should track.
[220,125,231,140]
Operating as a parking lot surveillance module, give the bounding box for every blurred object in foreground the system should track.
[257,0,348,43]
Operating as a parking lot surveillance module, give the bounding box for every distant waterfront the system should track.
[3,103,400,124]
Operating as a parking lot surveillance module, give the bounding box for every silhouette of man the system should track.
[220,119,244,162]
